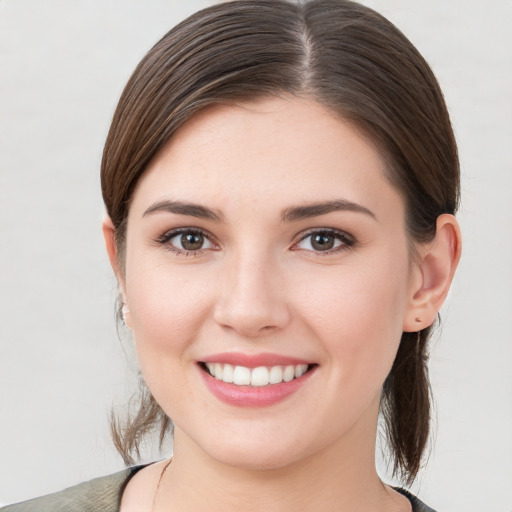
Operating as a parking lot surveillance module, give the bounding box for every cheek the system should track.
[125,258,214,357]
[124,260,216,415]
[296,258,410,374]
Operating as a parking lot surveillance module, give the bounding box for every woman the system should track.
[1,0,461,510]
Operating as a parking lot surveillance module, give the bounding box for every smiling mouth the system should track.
[200,362,312,387]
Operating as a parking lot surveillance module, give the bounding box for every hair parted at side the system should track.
[101,0,459,484]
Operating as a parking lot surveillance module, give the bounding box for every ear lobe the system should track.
[102,215,133,328]
[403,214,462,332]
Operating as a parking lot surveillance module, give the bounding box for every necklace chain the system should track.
[151,458,172,512]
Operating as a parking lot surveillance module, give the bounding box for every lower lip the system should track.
[198,365,315,407]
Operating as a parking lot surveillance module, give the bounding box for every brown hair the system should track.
[101,0,459,484]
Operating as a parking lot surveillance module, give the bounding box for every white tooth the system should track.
[283,365,295,382]
[295,364,308,378]
[222,364,234,383]
[233,366,251,385]
[214,363,224,380]
[269,365,283,384]
[206,363,215,376]
[251,366,270,387]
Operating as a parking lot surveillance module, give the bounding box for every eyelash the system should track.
[155,227,356,256]
[292,228,356,255]
[156,228,218,256]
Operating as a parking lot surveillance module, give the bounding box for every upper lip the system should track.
[200,352,312,368]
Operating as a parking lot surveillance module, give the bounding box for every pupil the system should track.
[312,233,334,251]
[181,233,203,250]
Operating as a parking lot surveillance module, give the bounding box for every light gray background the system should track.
[1,1,511,510]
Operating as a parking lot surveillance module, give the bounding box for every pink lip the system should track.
[197,361,316,408]
[201,352,311,368]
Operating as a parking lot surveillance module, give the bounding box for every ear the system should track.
[102,215,120,276]
[102,215,132,328]
[403,214,462,332]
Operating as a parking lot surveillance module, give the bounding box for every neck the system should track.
[154,400,405,512]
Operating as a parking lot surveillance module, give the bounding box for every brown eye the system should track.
[181,232,204,250]
[164,229,215,253]
[310,233,335,251]
[294,230,354,253]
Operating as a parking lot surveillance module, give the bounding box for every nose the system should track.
[213,252,291,338]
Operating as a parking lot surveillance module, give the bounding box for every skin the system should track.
[104,97,461,512]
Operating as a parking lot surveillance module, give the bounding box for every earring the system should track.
[122,304,130,323]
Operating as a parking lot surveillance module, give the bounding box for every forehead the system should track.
[130,96,403,219]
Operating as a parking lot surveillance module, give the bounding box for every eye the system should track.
[158,228,216,254]
[293,229,354,253]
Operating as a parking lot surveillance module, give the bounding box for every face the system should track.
[120,97,421,470]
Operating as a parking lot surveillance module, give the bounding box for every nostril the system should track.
[213,297,291,337]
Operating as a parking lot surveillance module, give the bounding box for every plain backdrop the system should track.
[1,0,511,510]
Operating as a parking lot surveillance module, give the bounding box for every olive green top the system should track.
[1,466,436,512]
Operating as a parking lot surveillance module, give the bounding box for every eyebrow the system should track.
[142,198,375,223]
[143,200,224,222]
[281,200,376,222]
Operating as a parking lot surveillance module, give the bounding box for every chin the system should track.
[197,431,309,471]
[211,447,301,471]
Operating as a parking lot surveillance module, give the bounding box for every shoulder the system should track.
[395,487,438,512]
[119,459,171,512]
[0,466,145,512]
